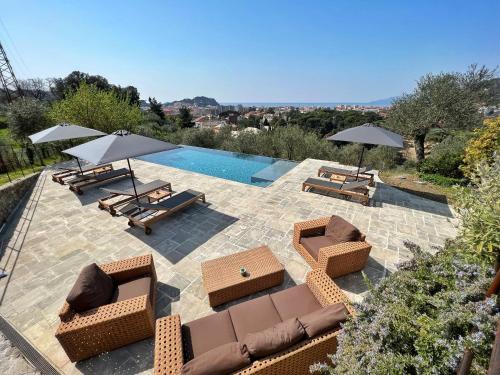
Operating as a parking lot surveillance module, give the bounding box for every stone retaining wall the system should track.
[0,173,40,225]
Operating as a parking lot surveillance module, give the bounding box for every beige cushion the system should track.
[300,235,336,261]
[66,263,114,312]
[324,215,362,243]
[270,284,322,321]
[182,310,237,359]
[111,276,151,303]
[181,342,250,375]
[299,303,349,338]
[228,295,282,341]
[243,318,305,358]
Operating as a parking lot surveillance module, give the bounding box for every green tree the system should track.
[148,97,165,121]
[177,107,193,128]
[7,97,50,141]
[48,82,143,133]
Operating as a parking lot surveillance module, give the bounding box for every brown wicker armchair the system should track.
[55,254,157,362]
[293,217,372,279]
[153,269,354,375]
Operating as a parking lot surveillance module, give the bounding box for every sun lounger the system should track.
[52,164,113,184]
[302,177,370,205]
[317,165,374,186]
[68,168,133,195]
[124,189,205,234]
[98,179,172,215]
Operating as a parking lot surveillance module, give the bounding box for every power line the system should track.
[0,16,32,77]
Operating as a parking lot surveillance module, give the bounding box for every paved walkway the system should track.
[0,158,458,374]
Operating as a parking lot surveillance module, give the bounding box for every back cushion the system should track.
[66,263,114,312]
[243,318,305,358]
[181,342,250,375]
[324,215,362,244]
[299,303,349,338]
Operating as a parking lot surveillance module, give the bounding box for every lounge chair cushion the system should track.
[182,310,237,359]
[228,295,282,341]
[298,303,349,338]
[270,284,323,321]
[111,276,151,303]
[66,263,114,312]
[325,215,362,244]
[243,318,305,358]
[181,342,250,375]
[300,235,336,261]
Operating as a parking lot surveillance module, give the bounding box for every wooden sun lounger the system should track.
[125,189,205,234]
[52,164,113,185]
[317,165,374,186]
[302,177,370,205]
[68,168,133,195]
[98,179,172,216]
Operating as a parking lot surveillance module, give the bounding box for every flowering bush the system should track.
[310,242,498,374]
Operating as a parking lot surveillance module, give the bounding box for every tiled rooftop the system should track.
[0,158,458,374]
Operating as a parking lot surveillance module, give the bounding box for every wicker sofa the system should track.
[153,269,353,375]
[55,254,157,362]
[293,217,372,279]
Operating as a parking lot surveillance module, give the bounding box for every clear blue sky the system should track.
[1,0,499,103]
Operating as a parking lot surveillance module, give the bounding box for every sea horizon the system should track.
[219,101,390,108]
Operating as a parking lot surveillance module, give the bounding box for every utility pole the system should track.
[0,41,22,103]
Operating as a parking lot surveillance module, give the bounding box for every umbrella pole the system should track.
[76,158,83,174]
[356,145,365,181]
[127,158,139,203]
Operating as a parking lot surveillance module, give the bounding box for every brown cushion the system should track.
[111,276,151,303]
[228,295,282,341]
[298,303,349,338]
[300,236,336,261]
[182,310,237,359]
[243,318,305,358]
[324,215,362,244]
[270,284,322,321]
[181,342,250,375]
[66,263,114,312]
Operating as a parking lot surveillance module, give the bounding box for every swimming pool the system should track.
[138,145,298,187]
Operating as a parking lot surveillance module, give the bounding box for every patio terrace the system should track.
[0,157,458,374]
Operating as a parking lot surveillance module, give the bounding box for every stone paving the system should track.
[0,157,458,374]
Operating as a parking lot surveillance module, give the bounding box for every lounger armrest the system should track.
[306,269,354,315]
[154,315,184,375]
[318,241,372,279]
[100,254,156,284]
[293,217,330,245]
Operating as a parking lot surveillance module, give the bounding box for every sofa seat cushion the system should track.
[181,342,250,375]
[270,284,323,321]
[298,303,349,338]
[243,318,305,358]
[228,295,282,341]
[300,235,336,261]
[66,263,114,312]
[182,310,237,359]
[325,215,362,244]
[111,276,151,303]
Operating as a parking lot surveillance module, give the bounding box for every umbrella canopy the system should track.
[63,130,179,200]
[28,123,106,144]
[326,123,404,148]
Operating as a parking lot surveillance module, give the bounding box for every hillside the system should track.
[165,96,219,107]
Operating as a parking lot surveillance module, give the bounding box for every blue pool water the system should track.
[138,145,297,187]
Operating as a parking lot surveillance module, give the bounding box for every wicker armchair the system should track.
[55,254,157,362]
[293,217,372,279]
[154,269,354,375]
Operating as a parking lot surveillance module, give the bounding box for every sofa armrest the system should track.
[58,302,75,322]
[306,269,354,315]
[100,254,155,284]
[154,315,184,375]
[293,217,330,245]
[317,241,372,279]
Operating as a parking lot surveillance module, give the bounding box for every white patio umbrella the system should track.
[28,123,106,172]
[63,130,179,201]
[327,123,404,180]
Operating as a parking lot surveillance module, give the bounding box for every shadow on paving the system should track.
[75,281,179,375]
[124,203,238,264]
[334,256,391,295]
[71,175,145,206]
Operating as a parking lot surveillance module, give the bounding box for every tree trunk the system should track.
[414,134,426,163]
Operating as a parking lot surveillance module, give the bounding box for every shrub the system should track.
[419,173,464,187]
[364,146,401,170]
[461,117,500,178]
[418,134,471,178]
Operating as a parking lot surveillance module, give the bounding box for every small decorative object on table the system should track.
[240,267,248,277]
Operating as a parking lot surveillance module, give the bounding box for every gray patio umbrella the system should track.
[327,123,404,180]
[63,130,179,201]
[28,123,106,173]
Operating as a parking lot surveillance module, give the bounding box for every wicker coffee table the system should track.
[202,246,285,307]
